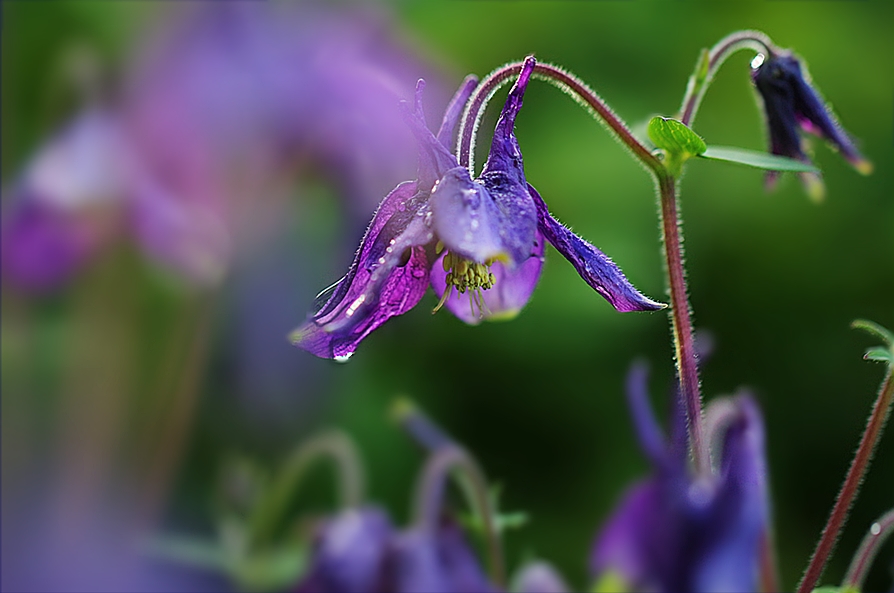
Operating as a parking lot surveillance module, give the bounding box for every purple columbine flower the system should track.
[292,57,663,360]
[752,52,872,199]
[590,363,771,592]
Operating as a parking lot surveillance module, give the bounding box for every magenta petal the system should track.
[1,195,104,291]
[529,184,664,312]
[431,230,545,325]
[291,181,433,360]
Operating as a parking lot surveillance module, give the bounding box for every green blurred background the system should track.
[2,1,892,591]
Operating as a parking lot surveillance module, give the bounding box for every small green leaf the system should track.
[699,146,819,172]
[810,587,860,593]
[864,347,892,363]
[647,117,707,157]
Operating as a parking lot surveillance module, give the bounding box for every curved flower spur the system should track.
[292,58,663,360]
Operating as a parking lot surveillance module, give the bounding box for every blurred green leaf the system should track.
[699,146,819,172]
[233,544,308,592]
[852,319,894,347]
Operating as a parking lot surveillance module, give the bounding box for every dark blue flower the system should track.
[292,57,663,360]
[752,52,871,199]
[590,363,770,592]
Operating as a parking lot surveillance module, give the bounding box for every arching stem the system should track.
[679,30,778,126]
[843,508,894,591]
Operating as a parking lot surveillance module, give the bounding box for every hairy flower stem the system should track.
[797,366,894,593]
[843,508,894,591]
[414,446,506,588]
[679,30,777,126]
[248,430,364,547]
[457,57,707,472]
[658,174,709,475]
[457,59,663,176]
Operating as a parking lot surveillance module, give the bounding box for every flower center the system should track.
[433,248,496,317]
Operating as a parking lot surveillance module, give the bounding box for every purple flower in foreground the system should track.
[590,363,770,592]
[292,57,663,360]
[752,52,871,199]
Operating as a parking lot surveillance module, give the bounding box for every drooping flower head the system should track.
[751,51,872,200]
[292,57,663,360]
[590,362,771,592]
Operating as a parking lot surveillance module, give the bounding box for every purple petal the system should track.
[695,395,769,593]
[590,479,666,590]
[1,195,104,291]
[436,75,479,148]
[529,184,664,312]
[625,361,667,467]
[385,523,494,593]
[513,561,569,593]
[429,168,509,264]
[480,57,535,183]
[291,181,433,360]
[400,84,462,190]
[430,230,545,325]
[297,507,394,593]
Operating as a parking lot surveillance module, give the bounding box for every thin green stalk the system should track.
[414,446,505,589]
[248,430,364,547]
[797,367,894,593]
[657,173,708,474]
[679,30,777,126]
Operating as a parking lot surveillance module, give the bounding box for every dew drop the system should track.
[871,522,882,536]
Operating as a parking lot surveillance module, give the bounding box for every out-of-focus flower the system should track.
[511,561,569,593]
[296,508,495,593]
[590,363,770,592]
[292,57,663,360]
[751,52,872,200]
[2,1,427,290]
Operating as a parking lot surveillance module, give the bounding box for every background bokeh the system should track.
[2,1,892,591]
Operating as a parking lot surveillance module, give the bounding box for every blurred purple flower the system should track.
[751,52,871,199]
[590,362,770,592]
[295,511,493,593]
[292,57,663,360]
[2,2,427,290]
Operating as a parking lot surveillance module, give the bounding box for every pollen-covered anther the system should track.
[433,251,496,315]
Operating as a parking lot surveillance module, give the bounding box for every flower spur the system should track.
[292,57,663,360]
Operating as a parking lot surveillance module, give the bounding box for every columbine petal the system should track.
[429,168,509,264]
[430,230,545,324]
[385,523,495,593]
[290,181,433,360]
[529,184,664,312]
[296,506,394,593]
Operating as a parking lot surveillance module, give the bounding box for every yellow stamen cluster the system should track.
[432,249,497,317]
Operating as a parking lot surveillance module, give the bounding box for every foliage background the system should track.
[2,1,892,590]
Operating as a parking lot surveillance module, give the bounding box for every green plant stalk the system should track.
[414,446,505,588]
[797,367,894,593]
[248,431,364,547]
[679,30,777,127]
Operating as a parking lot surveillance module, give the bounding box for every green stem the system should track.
[457,59,663,176]
[248,430,364,547]
[679,30,777,127]
[414,445,505,589]
[797,367,894,593]
[657,173,708,475]
[843,508,894,591]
